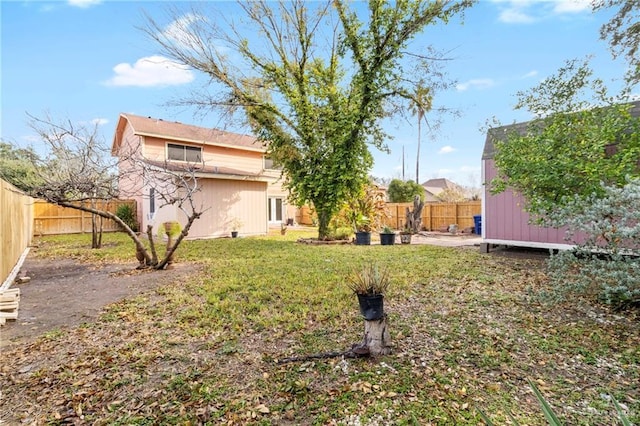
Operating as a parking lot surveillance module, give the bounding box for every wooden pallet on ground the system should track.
[0,288,20,326]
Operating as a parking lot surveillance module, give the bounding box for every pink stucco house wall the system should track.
[481,100,640,252]
[111,113,294,239]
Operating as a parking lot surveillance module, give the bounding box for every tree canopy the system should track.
[0,141,42,191]
[596,0,640,86]
[143,0,473,239]
[490,59,640,220]
[387,179,425,203]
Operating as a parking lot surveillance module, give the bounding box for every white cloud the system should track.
[68,0,102,8]
[162,13,205,46]
[521,70,538,79]
[104,55,194,88]
[91,118,109,126]
[499,8,536,23]
[553,0,591,14]
[438,146,456,154]
[456,78,496,92]
[492,0,592,24]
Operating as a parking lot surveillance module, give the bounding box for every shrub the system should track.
[545,178,640,308]
[115,203,138,232]
[387,179,424,203]
[329,226,353,241]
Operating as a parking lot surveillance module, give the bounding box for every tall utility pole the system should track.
[416,116,421,184]
[402,145,405,181]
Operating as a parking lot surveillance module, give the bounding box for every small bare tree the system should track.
[27,113,113,249]
[18,113,205,270]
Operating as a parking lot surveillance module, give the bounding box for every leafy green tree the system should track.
[490,59,640,220]
[387,179,425,203]
[0,141,43,191]
[143,0,473,239]
[596,0,640,86]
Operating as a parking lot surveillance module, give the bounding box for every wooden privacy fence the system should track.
[1,179,33,287]
[296,201,481,231]
[295,205,317,226]
[383,201,481,231]
[34,200,136,236]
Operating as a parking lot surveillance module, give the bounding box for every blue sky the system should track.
[0,0,629,188]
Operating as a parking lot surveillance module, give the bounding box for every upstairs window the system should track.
[167,143,202,162]
[264,155,282,170]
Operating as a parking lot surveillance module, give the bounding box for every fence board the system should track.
[382,201,480,231]
[296,205,316,226]
[33,200,136,235]
[1,179,34,286]
[296,201,481,231]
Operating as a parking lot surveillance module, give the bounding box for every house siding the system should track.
[112,113,300,239]
[188,179,268,238]
[265,175,297,223]
[143,136,264,173]
[116,124,145,225]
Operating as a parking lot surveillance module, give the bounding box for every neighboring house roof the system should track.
[482,100,640,160]
[420,178,463,197]
[422,189,440,202]
[112,113,264,155]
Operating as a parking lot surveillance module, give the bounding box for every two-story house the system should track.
[111,113,293,238]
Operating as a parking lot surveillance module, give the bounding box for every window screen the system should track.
[167,143,202,162]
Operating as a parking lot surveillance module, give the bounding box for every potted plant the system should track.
[379,225,396,245]
[347,264,390,320]
[354,216,372,245]
[400,227,412,244]
[230,217,243,238]
[345,183,389,246]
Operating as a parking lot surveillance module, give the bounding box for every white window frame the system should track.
[263,155,282,170]
[268,197,284,223]
[167,143,203,163]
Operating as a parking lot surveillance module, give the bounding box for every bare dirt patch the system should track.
[1,256,195,348]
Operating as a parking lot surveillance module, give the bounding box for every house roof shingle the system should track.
[112,113,264,154]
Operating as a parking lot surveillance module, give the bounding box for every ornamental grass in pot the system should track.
[347,264,391,320]
[379,225,396,245]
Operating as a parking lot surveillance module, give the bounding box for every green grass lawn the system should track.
[2,231,638,425]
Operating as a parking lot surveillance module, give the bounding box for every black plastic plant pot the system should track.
[355,231,371,245]
[380,233,396,245]
[231,231,239,238]
[400,233,412,244]
[357,293,384,320]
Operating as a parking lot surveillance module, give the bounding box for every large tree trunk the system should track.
[317,209,331,240]
[405,195,424,233]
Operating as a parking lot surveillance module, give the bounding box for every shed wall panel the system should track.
[483,159,581,245]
